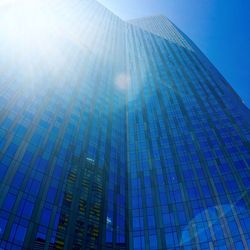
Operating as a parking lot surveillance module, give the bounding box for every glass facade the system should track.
[127,16,250,250]
[0,1,249,250]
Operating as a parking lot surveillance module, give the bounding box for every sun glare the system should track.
[0,0,81,85]
[0,0,59,51]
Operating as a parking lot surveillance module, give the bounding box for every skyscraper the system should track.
[0,0,249,249]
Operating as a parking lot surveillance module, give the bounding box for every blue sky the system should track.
[98,0,250,108]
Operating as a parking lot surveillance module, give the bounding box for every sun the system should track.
[0,0,91,88]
